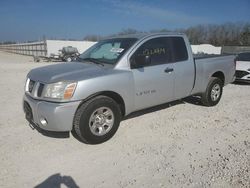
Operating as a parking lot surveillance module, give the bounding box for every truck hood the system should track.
[27,62,113,83]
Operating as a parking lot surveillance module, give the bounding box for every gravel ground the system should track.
[0,51,249,188]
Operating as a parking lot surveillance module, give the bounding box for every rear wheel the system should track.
[72,56,77,61]
[73,96,121,144]
[201,77,223,106]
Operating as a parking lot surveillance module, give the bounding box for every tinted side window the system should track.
[131,37,172,66]
[171,37,188,62]
[238,53,250,61]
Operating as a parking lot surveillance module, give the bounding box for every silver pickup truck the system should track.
[23,33,235,144]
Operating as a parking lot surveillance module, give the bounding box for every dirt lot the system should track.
[0,51,249,188]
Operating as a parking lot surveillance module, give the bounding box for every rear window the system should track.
[237,53,250,61]
[171,37,188,62]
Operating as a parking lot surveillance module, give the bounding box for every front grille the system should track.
[235,71,249,78]
[28,80,35,93]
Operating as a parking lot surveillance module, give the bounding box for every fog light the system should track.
[40,118,47,126]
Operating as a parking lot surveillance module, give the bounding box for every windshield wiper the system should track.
[80,58,104,66]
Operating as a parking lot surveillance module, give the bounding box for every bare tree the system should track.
[182,22,250,46]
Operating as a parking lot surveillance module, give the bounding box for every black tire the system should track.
[201,77,223,106]
[73,96,121,144]
[63,56,72,62]
[66,56,72,62]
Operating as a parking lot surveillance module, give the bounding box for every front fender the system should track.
[72,71,135,115]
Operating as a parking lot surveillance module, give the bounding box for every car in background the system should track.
[235,52,250,82]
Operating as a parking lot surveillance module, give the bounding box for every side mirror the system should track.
[131,55,151,69]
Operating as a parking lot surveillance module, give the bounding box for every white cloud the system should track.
[101,0,208,26]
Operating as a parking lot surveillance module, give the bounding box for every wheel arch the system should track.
[78,91,126,117]
[211,71,225,85]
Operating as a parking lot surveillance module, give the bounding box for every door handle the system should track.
[164,67,174,73]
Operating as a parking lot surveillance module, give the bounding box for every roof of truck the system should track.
[104,32,185,40]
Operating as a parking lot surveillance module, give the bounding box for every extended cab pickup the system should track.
[23,33,235,144]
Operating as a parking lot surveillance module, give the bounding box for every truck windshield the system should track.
[79,38,137,65]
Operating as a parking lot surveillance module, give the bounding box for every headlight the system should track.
[25,78,30,92]
[43,81,77,100]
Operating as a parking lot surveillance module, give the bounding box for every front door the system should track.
[130,37,175,111]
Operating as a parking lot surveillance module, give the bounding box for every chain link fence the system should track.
[0,41,47,57]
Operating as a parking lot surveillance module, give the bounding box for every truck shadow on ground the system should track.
[124,96,204,120]
[32,96,203,141]
[182,96,204,106]
[29,123,70,139]
[34,173,79,188]
[232,81,250,86]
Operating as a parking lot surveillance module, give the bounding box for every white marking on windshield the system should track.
[110,48,124,53]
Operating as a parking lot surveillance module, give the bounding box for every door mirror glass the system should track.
[131,55,151,69]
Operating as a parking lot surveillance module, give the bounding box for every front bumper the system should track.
[23,94,81,132]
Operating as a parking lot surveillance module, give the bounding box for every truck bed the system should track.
[191,55,235,95]
[193,54,234,59]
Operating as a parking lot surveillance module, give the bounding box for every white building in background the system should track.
[191,44,222,55]
[0,40,96,57]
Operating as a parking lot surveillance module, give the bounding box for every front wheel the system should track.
[73,96,121,144]
[201,77,223,106]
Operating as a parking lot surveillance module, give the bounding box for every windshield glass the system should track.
[79,38,138,65]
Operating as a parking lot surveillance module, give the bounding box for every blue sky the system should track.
[0,0,249,42]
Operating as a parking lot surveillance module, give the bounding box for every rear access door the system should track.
[170,36,195,99]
